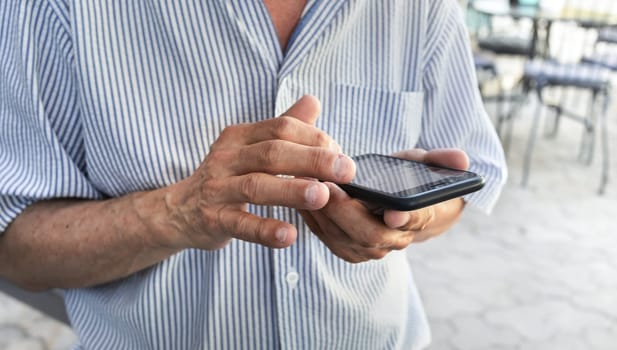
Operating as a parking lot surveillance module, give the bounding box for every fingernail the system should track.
[275,227,288,244]
[305,183,320,207]
[333,154,353,182]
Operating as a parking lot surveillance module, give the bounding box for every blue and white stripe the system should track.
[1,0,506,349]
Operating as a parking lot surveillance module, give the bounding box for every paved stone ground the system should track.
[1,60,617,350]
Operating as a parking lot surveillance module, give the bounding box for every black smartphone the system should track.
[339,153,485,211]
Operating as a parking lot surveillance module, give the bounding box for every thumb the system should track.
[423,148,470,171]
[392,148,469,171]
[280,95,321,125]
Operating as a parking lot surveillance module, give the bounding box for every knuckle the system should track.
[260,140,284,167]
[407,210,421,223]
[328,247,358,263]
[339,252,363,264]
[233,214,252,236]
[391,239,411,251]
[256,221,272,244]
[273,117,296,140]
[220,124,242,139]
[204,149,236,178]
[359,240,377,249]
[281,181,301,204]
[408,208,434,231]
[206,149,232,167]
[201,208,220,233]
[404,212,424,231]
[201,178,221,201]
[362,227,385,246]
[348,247,370,263]
[369,249,388,260]
[308,148,332,175]
[314,131,330,148]
[240,175,261,202]
[213,207,229,235]
[209,141,222,152]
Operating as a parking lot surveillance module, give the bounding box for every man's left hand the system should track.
[300,148,469,263]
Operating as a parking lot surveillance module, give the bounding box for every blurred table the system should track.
[472,0,617,58]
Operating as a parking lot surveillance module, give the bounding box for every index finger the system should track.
[223,116,340,151]
[280,95,321,125]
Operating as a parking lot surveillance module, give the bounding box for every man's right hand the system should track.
[0,95,355,290]
[159,95,356,251]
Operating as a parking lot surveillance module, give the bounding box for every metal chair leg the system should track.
[496,93,508,139]
[545,105,562,138]
[494,76,505,131]
[522,87,545,187]
[500,80,530,155]
[545,86,568,138]
[599,90,610,195]
[579,90,598,165]
[502,94,524,155]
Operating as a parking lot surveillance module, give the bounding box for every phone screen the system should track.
[350,154,477,197]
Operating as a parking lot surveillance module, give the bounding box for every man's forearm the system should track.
[0,187,180,291]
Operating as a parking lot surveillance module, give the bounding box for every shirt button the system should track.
[285,271,300,287]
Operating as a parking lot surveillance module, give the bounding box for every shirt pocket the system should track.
[319,84,424,156]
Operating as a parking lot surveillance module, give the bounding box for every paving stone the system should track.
[449,315,523,350]
[527,334,591,350]
[28,316,77,350]
[425,320,457,350]
[418,286,484,321]
[4,337,46,350]
[0,294,31,324]
[0,293,76,350]
[584,327,617,350]
[484,300,611,342]
[570,291,617,323]
[0,325,26,347]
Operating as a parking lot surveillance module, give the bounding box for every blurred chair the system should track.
[470,2,537,138]
[477,34,534,58]
[511,60,612,193]
[583,24,617,70]
[494,2,615,194]
[474,54,497,74]
[474,54,498,92]
[464,0,500,93]
[582,53,617,70]
[473,53,518,130]
[471,0,536,58]
[596,26,617,45]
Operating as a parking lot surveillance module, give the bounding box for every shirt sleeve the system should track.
[417,0,508,214]
[0,2,103,233]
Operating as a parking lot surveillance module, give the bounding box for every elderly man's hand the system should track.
[160,96,356,251]
[300,148,469,263]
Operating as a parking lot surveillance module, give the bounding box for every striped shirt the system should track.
[0,1,507,349]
